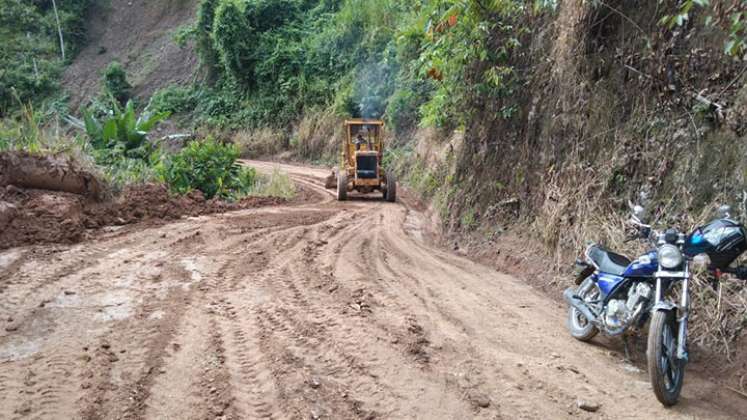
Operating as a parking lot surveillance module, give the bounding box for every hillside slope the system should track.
[62,0,199,109]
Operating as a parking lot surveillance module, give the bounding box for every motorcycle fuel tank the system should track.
[595,251,657,297]
[623,250,658,277]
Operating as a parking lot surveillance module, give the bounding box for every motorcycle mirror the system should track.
[631,204,646,223]
[718,205,732,219]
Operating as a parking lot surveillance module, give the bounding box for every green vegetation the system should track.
[165,0,545,132]
[102,62,133,106]
[78,100,168,163]
[660,0,747,56]
[0,0,92,115]
[146,85,198,115]
[0,102,88,156]
[157,137,256,199]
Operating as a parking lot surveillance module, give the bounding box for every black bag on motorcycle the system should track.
[685,219,747,268]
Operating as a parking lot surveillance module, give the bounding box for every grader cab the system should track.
[325,119,396,202]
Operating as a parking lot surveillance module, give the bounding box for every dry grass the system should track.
[534,157,747,359]
[250,167,296,199]
[232,127,287,158]
[295,109,340,162]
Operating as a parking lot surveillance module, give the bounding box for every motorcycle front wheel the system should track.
[568,277,599,341]
[647,310,684,406]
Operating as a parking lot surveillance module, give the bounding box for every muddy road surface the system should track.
[1,161,745,419]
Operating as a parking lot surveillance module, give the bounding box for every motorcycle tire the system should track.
[647,309,684,406]
[568,277,599,341]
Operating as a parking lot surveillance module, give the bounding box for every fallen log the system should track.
[0,152,103,199]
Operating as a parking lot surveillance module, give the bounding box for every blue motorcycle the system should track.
[564,204,747,406]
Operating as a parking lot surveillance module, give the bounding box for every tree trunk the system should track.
[51,0,66,61]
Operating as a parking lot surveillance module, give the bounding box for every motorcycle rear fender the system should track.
[573,259,595,285]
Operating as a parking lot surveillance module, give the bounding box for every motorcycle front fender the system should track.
[652,301,677,312]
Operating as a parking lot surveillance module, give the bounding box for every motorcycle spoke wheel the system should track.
[648,310,684,406]
[567,278,599,341]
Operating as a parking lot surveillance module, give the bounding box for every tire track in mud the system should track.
[0,243,110,322]
[77,263,196,419]
[143,304,211,420]
[246,218,393,417]
[325,204,578,416]
[251,213,477,418]
[3,161,746,420]
[210,291,281,419]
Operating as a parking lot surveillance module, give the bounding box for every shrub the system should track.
[1,102,89,157]
[385,83,430,134]
[103,61,132,106]
[157,137,256,199]
[147,86,197,115]
[74,100,168,163]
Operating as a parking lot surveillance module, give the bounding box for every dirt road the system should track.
[1,161,745,419]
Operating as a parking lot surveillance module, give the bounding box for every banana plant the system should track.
[67,98,169,162]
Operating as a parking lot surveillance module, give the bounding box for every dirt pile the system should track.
[0,183,283,250]
[0,152,103,198]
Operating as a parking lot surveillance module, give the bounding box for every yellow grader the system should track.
[324,119,396,202]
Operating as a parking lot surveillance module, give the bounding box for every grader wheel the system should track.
[336,171,348,201]
[384,171,397,202]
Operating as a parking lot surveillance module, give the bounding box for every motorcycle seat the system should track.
[587,244,631,276]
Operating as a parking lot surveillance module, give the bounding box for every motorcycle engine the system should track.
[605,299,627,329]
[604,283,653,330]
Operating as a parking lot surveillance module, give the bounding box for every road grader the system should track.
[325,119,396,202]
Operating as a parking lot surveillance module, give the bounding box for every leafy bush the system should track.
[385,83,430,134]
[68,99,168,166]
[103,61,132,106]
[181,0,551,133]
[212,0,255,86]
[147,86,197,115]
[157,137,256,199]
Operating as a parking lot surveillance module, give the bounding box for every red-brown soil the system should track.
[0,183,284,250]
[0,161,745,419]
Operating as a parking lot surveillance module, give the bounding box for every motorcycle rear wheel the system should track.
[647,310,684,406]
[568,278,599,341]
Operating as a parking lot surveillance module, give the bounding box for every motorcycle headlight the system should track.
[658,244,683,269]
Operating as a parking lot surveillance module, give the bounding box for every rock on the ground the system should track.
[469,392,491,408]
[577,398,600,412]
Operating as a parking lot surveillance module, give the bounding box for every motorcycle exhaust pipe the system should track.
[563,288,598,324]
